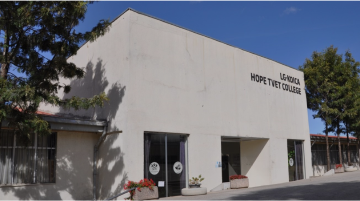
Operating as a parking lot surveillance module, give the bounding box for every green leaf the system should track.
[0,2,110,143]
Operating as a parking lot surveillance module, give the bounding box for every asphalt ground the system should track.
[161,170,360,200]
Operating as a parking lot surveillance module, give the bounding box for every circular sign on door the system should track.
[289,158,294,166]
[149,162,160,175]
[173,162,183,174]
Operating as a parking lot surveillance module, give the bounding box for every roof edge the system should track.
[128,8,301,72]
[42,116,107,127]
[310,134,358,140]
[76,7,301,72]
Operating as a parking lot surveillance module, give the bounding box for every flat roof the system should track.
[1,110,107,133]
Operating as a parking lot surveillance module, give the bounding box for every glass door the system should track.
[144,133,187,198]
[144,134,166,197]
[167,134,186,197]
[287,140,304,181]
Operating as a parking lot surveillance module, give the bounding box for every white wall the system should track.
[240,139,270,187]
[40,11,132,199]
[125,10,311,190]
[0,131,99,200]
[39,9,312,199]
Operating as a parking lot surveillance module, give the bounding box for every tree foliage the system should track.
[300,46,342,169]
[300,46,360,167]
[0,2,110,141]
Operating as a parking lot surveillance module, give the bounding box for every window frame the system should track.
[0,130,57,186]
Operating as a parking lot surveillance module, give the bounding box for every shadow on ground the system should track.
[227,180,360,200]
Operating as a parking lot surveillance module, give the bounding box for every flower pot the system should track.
[189,184,201,188]
[345,165,357,172]
[334,167,344,173]
[230,178,249,189]
[133,186,159,200]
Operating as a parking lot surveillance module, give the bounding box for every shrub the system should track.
[229,175,248,180]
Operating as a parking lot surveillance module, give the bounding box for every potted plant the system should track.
[334,164,344,173]
[229,175,249,189]
[123,178,158,200]
[189,175,204,188]
[345,162,357,172]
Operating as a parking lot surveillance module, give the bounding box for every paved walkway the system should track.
[162,170,360,200]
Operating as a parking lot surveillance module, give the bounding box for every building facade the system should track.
[0,9,311,200]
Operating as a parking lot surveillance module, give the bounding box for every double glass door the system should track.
[144,133,187,198]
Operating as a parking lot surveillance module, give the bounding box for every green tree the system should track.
[329,50,360,165]
[337,51,360,165]
[349,120,360,168]
[300,46,343,171]
[0,2,110,142]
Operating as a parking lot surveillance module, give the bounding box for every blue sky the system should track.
[79,1,360,136]
[26,2,360,135]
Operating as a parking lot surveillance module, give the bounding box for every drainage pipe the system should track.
[93,125,123,201]
[93,125,107,201]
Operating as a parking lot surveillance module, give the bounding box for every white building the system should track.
[0,8,311,200]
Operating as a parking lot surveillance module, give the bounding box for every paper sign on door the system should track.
[158,181,165,187]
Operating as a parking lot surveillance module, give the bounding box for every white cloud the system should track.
[190,0,204,3]
[283,7,300,15]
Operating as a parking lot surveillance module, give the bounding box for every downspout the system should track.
[93,124,122,201]
[93,125,108,201]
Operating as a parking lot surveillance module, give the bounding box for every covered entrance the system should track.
[221,136,269,184]
[287,140,304,181]
[144,132,187,198]
[221,137,241,182]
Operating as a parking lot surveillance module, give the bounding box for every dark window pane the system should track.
[0,130,14,185]
[0,130,57,185]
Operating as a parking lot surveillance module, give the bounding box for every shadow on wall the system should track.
[1,58,127,200]
[0,133,105,200]
[1,148,84,200]
[59,58,126,132]
[241,139,268,176]
[57,58,127,199]
[97,133,128,200]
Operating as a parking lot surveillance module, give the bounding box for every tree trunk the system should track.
[0,63,9,79]
[0,27,9,137]
[325,123,331,171]
[347,131,350,165]
[337,134,343,164]
[358,140,360,168]
[357,141,359,167]
[1,26,10,79]
[336,123,343,164]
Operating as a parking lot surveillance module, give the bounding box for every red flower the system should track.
[229,175,248,180]
[123,178,157,200]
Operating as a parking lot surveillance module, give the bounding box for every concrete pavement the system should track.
[162,170,360,200]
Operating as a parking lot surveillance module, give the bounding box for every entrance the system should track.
[287,140,304,181]
[221,138,241,182]
[144,132,187,198]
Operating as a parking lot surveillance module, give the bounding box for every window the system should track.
[0,129,56,185]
